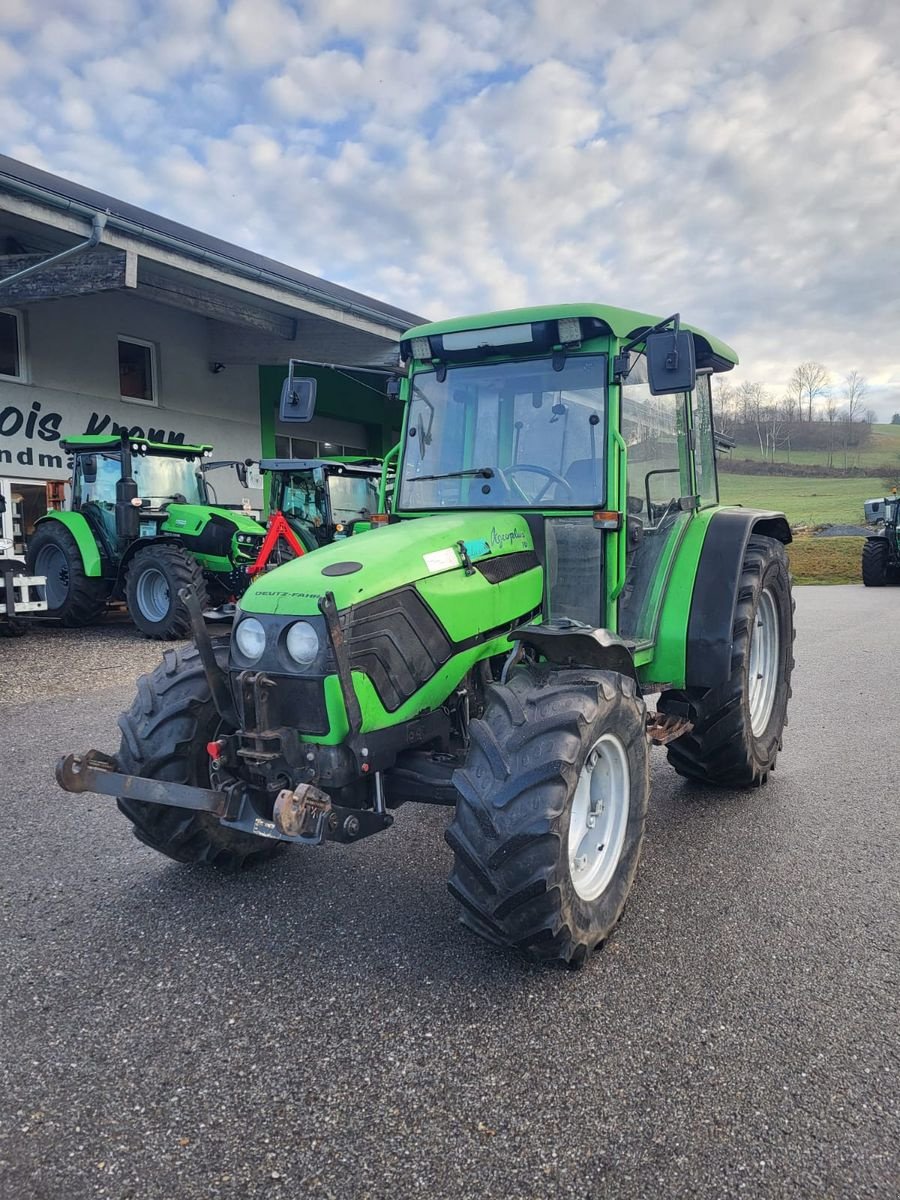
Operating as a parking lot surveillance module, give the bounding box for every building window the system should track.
[0,309,25,381]
[274,435,368,459]
[118,336,157,406]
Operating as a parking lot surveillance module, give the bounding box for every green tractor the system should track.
[250,456,386,571]
[58,304,795,966]
[27,433,266,638]
[862,492,900,586]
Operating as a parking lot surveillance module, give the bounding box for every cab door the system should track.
[617,354,695,645]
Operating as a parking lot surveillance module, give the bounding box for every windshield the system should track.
[132,455,206,506]
[328,474,379,523]
[73,452,205,508]
[273,469,326,526]
[399,355,607,510]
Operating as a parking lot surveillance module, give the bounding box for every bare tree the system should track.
[787,361,831,422]
[830,393,844,468]
[841,370,868,467]
[712,380,736,437]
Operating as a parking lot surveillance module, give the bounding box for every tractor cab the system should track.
[264,457,383,550]
[68,436,211,553]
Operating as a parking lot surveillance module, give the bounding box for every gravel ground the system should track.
[814,524,870,537]
[1,587,898,1200]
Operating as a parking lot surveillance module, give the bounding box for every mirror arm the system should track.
[613,312,681,383]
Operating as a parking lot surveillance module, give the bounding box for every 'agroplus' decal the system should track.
[0,397,188,470]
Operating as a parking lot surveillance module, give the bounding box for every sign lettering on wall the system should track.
[0,395,188,476]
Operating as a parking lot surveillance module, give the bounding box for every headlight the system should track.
[285,620,319,666]
[235,616,266,660]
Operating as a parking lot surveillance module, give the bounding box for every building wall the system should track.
[0,290,263,507]
[257,364,404,463]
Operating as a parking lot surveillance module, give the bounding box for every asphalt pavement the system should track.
[1,587,898,1199]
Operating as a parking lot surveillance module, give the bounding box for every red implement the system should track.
[248,512,306,577]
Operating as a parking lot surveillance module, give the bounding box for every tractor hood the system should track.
[241,511,543,632]
[160,505,266,536]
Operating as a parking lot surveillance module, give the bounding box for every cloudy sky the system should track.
[1,0,898,415]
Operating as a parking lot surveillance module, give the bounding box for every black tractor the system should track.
[862,492,900,586]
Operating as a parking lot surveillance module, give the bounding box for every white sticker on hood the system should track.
[423,548,459,573]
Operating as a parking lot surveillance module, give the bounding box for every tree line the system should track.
[713,362,878,467]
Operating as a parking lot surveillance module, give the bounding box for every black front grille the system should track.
[344,587,452,712]
[235,673,329,736]
[476,550,540,584]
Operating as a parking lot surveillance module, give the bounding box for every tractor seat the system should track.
[557,458,603,504]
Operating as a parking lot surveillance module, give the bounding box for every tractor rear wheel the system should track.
[447,666,649,967]
[26,523,108,626]
[126,543,209,639]
[658,534,794,788]
[116,640,285,868]
[861,538,889,587]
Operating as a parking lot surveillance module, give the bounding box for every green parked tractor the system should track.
[255,456,385,562]
[58,304,795,966]
[27,433,266,638]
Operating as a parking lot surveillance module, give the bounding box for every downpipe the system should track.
[0,212,107,290]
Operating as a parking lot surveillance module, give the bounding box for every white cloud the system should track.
[0,0,899,413]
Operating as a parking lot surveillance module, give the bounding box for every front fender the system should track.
[36,512,102,577]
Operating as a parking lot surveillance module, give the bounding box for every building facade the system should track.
[0,155,422,554]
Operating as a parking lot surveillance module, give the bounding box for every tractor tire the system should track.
[125,543,209,639]
[658,534,794,788]
[26,523,108,627]
[116,640,286,869]
[861,538,889,587]
[0,558,27,636]
[446,666,649,967]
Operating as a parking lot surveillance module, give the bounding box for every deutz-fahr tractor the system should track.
[27,433,266,638]
[58,304,795,966]
[249,456,385,572]
[862,492,900,586]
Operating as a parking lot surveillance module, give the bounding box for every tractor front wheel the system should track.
[658,534,794,788]
[26,523,109,626]
[447,666,649,967]
[126,544,209,639]
[116,640,286,868]
[861,538,889,587]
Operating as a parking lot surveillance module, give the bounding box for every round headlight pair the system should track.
[234,617,319,666]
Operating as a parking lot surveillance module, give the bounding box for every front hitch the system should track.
[56,750,232,814]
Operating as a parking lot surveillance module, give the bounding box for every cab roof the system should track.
[402,303,738,372]
[60,435,213,456]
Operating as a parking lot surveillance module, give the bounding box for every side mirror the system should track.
[81,453,98,482]
[279,367,317,422]
[645,329,696,395]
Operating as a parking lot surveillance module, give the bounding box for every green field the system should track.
[729,423,900,470]
[718,474,882,526]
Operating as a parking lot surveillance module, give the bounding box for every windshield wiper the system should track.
[414,467,495,482]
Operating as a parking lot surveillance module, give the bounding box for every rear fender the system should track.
[36,512,103,577]
[683,508,790,690]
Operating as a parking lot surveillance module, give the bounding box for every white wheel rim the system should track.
[136,567,170,623]
[568,732,631,901]
[748,587,780,736]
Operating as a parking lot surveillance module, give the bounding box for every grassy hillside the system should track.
[728,422,900,470]
[718,474,882,526]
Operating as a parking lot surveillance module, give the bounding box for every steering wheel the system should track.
[504,463,572,504]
